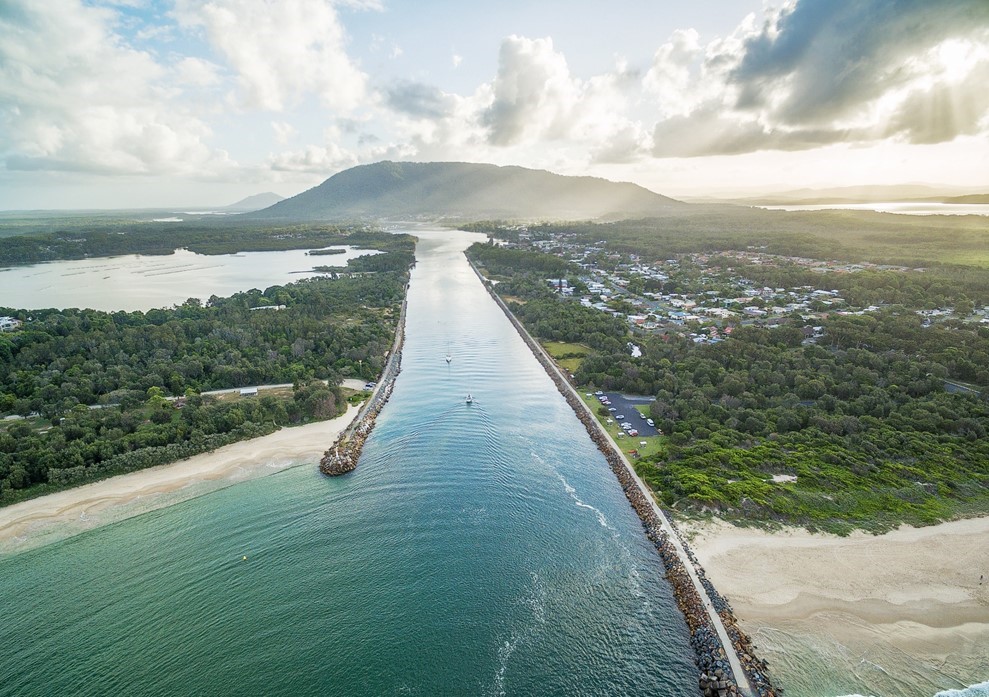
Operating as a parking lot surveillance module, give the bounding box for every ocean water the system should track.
[0,228,697,696]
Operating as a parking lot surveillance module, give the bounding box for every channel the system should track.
[0,227,696,696]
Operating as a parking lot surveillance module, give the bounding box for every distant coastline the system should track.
[757,202,989,216]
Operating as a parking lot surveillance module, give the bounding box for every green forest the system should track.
[0,233,414,506]
[467,241,989,534]
[462,206,989,268]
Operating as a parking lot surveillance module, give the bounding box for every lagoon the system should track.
[0,246,374,312]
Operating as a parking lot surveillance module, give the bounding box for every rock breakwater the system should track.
[469,257,780,697]
[320,294,408,476]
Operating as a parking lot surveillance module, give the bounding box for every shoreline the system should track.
[687,517,989,697]
[0,404,360,554]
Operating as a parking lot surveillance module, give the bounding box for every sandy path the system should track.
[0,405,358,552]
[687,518,989,696]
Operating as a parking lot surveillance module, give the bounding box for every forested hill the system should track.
[248,161,685,221]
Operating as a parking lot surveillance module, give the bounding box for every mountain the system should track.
[225,192,285,211]
[249,161,684,221]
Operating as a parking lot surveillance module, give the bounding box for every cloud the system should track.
[174,0,368,112]
[643,29,706,117]
[884,59,989,144]
[271,120,297,145]
[651,107,853,158]
[174,56,223,88]
[589,123,651,164]
[384,81,455,120]
[482,36,580,146]
[267,142,357,172]
[727,0,989,126]
[0,0,228,175]
[644,0,989,158]
[480,35,645,156]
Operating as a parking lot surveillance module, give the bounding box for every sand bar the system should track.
[687,517,989,696]
[0,404,359,553]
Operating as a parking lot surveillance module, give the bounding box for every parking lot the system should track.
[586,391,659,437]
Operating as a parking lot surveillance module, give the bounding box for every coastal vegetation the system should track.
[467,239,989,534]
[463,206,989,269]
[0,219,403,265]
[0,232,414,505]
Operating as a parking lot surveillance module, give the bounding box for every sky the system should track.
[1,0,988,209]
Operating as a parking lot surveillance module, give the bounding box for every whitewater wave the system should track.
[933,681,989,697]
[815,679,989,697]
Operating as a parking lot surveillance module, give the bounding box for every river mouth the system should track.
[0,226,697,696]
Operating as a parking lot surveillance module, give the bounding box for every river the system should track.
[0,227,697,696]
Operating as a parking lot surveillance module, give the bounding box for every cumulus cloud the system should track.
[646,0,989,157]
[174,0,368,112]
[643,29,706,117]
[482,36,581,146]
[480,35,646,160]
[0,0,228,175]
[267,142,357,172]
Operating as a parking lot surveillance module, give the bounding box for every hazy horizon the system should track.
[1,0,988,209]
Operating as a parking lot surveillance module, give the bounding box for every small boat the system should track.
[445,353,452,363]
[466,393,473,404]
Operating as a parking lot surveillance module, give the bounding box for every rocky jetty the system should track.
[470,257,781,697]
[320,295,407,476]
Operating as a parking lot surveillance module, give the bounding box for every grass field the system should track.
[543,341,592,373]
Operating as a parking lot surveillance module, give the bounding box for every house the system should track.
[0,317,21,332]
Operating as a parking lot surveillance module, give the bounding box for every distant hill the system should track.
[225,192,284,211]
[248,161,684,221]
[939,194,989,204]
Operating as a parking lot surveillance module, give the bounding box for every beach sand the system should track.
[687,517,989,697]
[0,404,359,554]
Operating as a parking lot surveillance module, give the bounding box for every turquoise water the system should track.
[0,228,697,695]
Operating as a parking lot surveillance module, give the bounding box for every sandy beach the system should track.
[687,517,989,697]
[0,404,359,554]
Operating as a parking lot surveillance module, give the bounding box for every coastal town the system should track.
[491,224,989,347]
